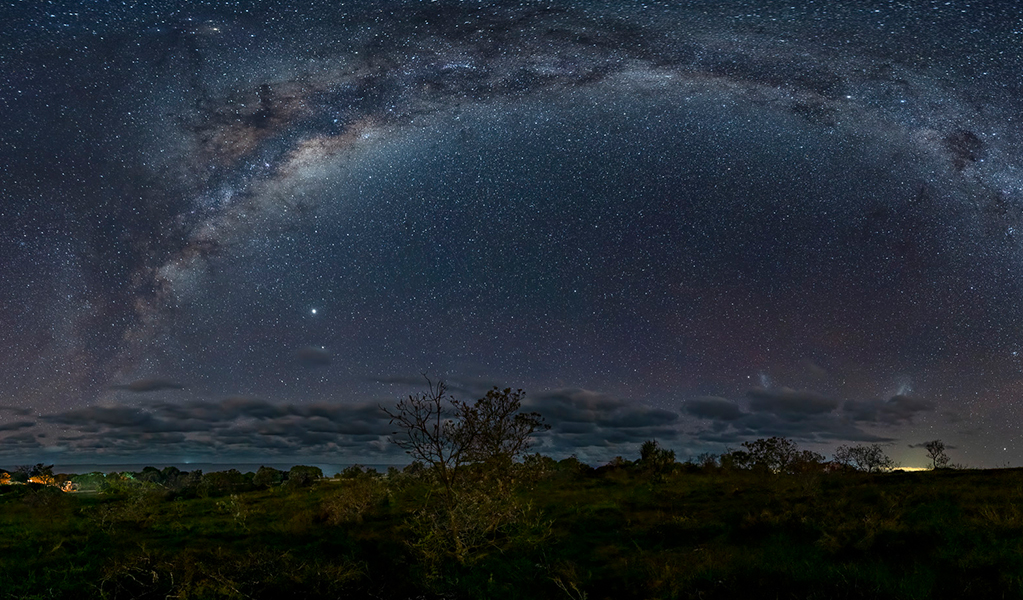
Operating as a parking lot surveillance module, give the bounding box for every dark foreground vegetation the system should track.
[4,459,1023,599]
[0,385,1016,599]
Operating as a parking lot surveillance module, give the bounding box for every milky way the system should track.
[2,0,1022,467]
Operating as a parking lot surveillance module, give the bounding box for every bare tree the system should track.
[834,443,896,473]
[382,377,465,510]
[382,378,549,562]
[923,439,951,469]
[383,380,547,485]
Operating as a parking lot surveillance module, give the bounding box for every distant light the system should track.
[311,308,318,315]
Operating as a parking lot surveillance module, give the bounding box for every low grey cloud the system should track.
[908,441,957,450]
[27,398,397,461]
[747,387,839,417]
[0,420,36,432]
[47,406,156,428]
[682,386,928,447]
[1,380,934,465]
[526,389,680,460]
[0,406,33,416]
[843,394,935,424]
[0,431,41,450]
[110,379,186,393]
[526,389,626,422]
[684,396,742,421]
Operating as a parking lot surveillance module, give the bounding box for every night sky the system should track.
[2,0,1022,469]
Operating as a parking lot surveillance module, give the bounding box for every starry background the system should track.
[2,0,1022,469]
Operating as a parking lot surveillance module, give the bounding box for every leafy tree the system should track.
[555,455,590,476]
[639,440,676,465]
[70,471,106,492]
[923,439,951,469]
[638,440,676,479]
[636,440,676,484]
[164,469,202,496]
[719,449,750,471]
[136,466,165,485]
[834,443,896,473]
[200,469,252,497]
[789,449,827,474]
[12,464,40,483]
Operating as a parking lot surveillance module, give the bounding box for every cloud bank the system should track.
[0,383,937,464]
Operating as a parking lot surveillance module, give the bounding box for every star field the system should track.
[1,0,1022,468]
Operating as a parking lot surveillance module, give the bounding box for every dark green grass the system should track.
[4,468,1023,599]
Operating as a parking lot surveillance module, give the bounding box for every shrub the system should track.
[285,465,323,490]
[253,466,285,488]
[324,478,387,524]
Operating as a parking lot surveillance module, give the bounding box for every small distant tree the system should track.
[70,472,106,492]
[695,452,719,469]
[743,437,798,473]
[12,465,32,483]
[252,466,284,488]
[923,439,951,469]
[638,440,676,480]
[28,469,56,486]
[136,466,164,485]
[721,438,823,474]
[638,441,679,484]
[200,469,252,497]
[639,440,676,466]
[834,443,896,473]
[554,455,591,479]
[285,465,323,490]
[789,449,827,474]
[720,448,751,471]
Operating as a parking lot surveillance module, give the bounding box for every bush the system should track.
[253,466,285,488]
[324,478,387,524]
[199,469,252,497]
[285,465,323,490]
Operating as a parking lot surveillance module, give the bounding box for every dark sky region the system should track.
[1,0,1022,469]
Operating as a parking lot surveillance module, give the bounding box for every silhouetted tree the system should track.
[383,378,547,510]
[694,452,719,470]
[923,439,951,469]
[721,437,823,474]
[834,443,897,473]
[383,377,549,563]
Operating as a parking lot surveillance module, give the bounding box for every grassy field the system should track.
[3,463,1023,599]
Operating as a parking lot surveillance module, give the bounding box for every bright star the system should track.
[310,308,318,315]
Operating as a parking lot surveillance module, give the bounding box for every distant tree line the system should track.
[17,464,329,498]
